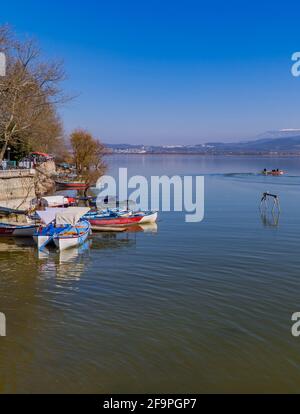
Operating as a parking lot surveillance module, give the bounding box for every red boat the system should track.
[55,180,89,190]
[88,212,158,227]
[262,169,285,176]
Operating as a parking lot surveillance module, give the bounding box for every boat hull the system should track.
[0,224,38,237]
[13,226,38,237]
[55,181,88,190]
[0,226,15,236]
[33,234,51,250]
[33,224,66,250]
[139,212,158,224]
[262,171,285,176]
[53,225,90,251]
[88,212,158,227]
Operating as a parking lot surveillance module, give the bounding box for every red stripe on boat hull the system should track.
[89,216,143,226]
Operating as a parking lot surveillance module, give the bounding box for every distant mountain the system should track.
[105,133,300,154]
[206,135,300,153]
[255,129,300,140]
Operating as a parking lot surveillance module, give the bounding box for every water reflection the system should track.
[0,237,35,252]
[90,223,158,250]
[36,241,90,280]
[0,222,158,259]
[260,211,280,228]
[2,156,300,393]
[126,223,158,233]
[91,232,137,251]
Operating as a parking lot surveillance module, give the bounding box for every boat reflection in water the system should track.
[260,211,280,228]
[125,223,158,233]
[0,222,159,282]
[0,236,36,253]
[90,222,158,250]
[37,240,91,281]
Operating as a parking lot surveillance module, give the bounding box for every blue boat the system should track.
[34,208,91,251]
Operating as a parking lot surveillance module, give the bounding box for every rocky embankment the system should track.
[0,161,56,209]
[34,160,56,197]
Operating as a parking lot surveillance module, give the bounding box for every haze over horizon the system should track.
[2,0,300,145]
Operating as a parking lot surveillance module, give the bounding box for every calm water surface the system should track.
[1,155,300,393]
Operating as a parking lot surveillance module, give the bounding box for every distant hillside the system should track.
[206,135,300,153]
[105,135,300,155]
[255,129,300,140]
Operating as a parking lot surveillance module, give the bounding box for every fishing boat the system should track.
[85,208,132,219]
[55,180,89,190]
[0,223,38,237]
[262,169,285,176]
[87,211,158,227]
[33,207,91,251]
[53,220,91,251]
[31,196,76,208]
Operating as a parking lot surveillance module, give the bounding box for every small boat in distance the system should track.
[262,169,285,176]
[55,180,89,190]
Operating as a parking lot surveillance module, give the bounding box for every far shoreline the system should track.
[105,152,300,158]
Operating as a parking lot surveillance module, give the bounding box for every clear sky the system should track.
[2,0,300,144]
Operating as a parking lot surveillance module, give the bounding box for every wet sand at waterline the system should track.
[1,155,300,393]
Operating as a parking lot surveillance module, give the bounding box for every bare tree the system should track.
[0,26,67,162]
[70,129,107,186]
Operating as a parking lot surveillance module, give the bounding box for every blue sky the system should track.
[2,0,300,144]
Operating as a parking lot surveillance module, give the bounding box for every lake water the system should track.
[1,155,300,393]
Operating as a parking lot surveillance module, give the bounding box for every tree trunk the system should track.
[0,141,8,163]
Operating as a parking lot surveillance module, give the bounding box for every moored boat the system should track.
[32,196,77,208]
[0,223,38,237]
[55,180,89,190]
[87,211,158,227]
[34,207,91,251]
[53,220,90,251]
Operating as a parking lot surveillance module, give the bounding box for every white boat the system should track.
[31,195,76,208]
[138,211,158,224]
[34,207,91,251]
[53,220,90,251]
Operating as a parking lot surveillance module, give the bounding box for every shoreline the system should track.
[105,152,300,157]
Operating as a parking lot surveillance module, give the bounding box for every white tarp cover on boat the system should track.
[36,208,66,225]
[55,207,90,226]
[41,196,66,207]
